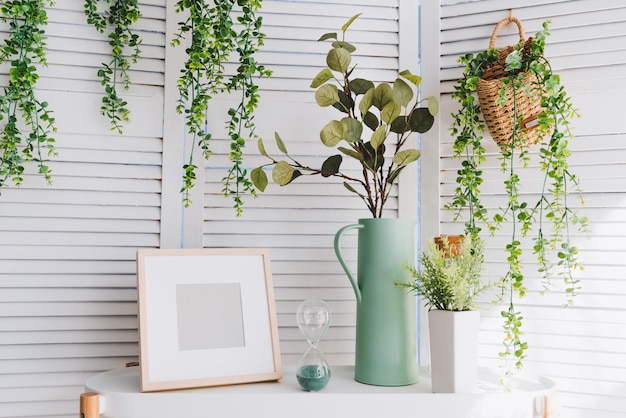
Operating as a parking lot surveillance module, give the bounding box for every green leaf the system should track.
[341,117,363,142]
[372,84,393,110]
[326,48,351,73]
[251,167,268,191]
[409,107,435,133]
[338,146,364,162]
[318,32,337,42]
[393,149,421,166]
[332,41,356,53]
[392,78,413,107]
[275,132,288,154]
[370,125,387,149]
[363,111,379,131]
[399,69,422,87]
[359,88,374,115]
[363,142,385,172]
[320,120,344,146]
[427,96,439,116]
[387,166,404,184]
[351,78,375,95]
[381,101,401,124]
[310,68,334,88]
[321,155,342,177]
[272,161,295,185]
[333,90,352,113]
[341,13,362,32]
[315,84,340,107]
[390,115,408,133]
[258,138,269,157]
[343,181,366,198]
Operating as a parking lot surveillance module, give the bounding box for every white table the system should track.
[83,365,556,418]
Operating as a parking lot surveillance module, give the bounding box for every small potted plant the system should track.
[398,235,490,393]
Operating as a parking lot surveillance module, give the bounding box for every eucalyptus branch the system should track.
[0,0,57,191]
[252,14,437,218]
[84,0,142,134]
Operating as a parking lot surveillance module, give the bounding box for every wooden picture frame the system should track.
[136,248,282,392]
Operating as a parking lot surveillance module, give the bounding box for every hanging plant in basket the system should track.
[447,16,589,370]
[84,0,142,134]
[0,0,57,191]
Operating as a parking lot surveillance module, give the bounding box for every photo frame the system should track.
[136,248,282,392]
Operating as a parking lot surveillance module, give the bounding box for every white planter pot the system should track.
[428,309,480,393]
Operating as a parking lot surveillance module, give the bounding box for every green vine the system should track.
[171,0,271,214]
[447,20,588,370]
[84,0,142,134]
[0,0,57,190]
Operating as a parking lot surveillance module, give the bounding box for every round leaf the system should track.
[363,111,379,131]
[320,120,343,147]
[393,149,421,167]
[409,107,435,133]
[272,161,295,185]
[390,115,408,134]
[427,96,439,116]
[399,69,422,87]
[310,68,334,88]
[332,40,356,53]
[327,48,351,73]
[381,101,401,124]
[351,78,375,95]
[372,84,393,110]
[251,167,268,191]
[359,88,374,115]
[370,125,387,150]
[341,117,363,142]
[392,78,413,107]
[321,154,342,177]
[315,84,340,107]
[333,90,352,114]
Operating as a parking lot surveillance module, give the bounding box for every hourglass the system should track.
[296,299,331,391]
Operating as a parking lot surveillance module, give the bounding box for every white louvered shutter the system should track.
[0,1,166,416]
[0,0,420,416]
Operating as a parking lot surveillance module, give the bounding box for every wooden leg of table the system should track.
[80,392,100,418]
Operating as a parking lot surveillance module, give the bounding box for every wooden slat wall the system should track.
[0,1,165,416]
[429,0,626,417]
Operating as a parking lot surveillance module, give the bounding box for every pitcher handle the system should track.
[334,223,364,305]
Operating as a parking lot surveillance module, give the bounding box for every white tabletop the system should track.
[85,365,555,418]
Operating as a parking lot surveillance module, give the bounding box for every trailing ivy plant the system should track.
[0,0,57,190]
[447,20,588,370]
[171,0,271,214]
[84,0,142,134]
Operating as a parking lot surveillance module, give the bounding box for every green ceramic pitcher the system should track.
[334,218,418,386]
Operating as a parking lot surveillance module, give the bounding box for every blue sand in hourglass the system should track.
[296,364,331,392]
[296,300,332,392]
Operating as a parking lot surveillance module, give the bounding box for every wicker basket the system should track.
[477,16,546,149]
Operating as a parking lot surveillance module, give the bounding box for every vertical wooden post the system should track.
[80,392,100,418]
